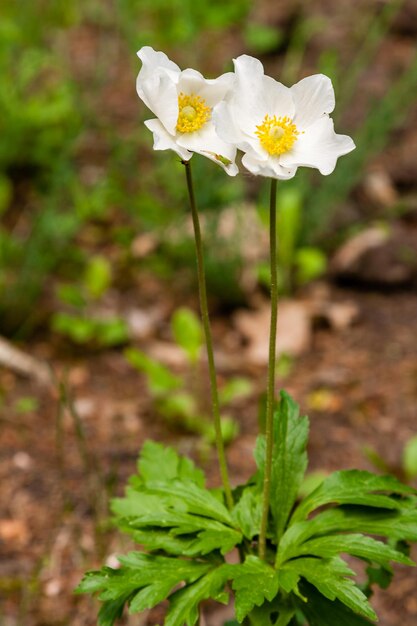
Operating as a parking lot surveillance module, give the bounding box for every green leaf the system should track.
[158,392,197,421]
[111,487,166,518]
[276,188,302,277]
[256,391,309,542]
[248,598,296,626]
[125,526,227,557]
[137,440,205,487]
[295,246,327,285]
[125,347,182,396]
[109,444,243,556]
[165,564,230,626]
[279,506,417,563]
[283,556,376,621]
[96,318,129,347]
[146,479,232,525]
[84,255,112,299]
[274,609,296,626]
[77,553,212,622]
[98,596,130,626]
[298,581,376,626]
[171,307,203,363]
[232,487,262,539]
[52,312,95,343]
[298,471,327,499]
[218,377,253,406]
[119,553,210,614]
[120,500,241,556]
[287,533,413,567]
[290,470,415,525]
[229,556,279,622]
[403,434,417,480]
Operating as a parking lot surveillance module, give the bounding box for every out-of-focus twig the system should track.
[0,335,52,386]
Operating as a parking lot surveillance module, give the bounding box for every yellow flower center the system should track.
[256,115,299,155]
[176,92,211,133]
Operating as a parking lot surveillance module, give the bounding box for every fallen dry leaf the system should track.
[0,518,29,545]
[233,299,311,366]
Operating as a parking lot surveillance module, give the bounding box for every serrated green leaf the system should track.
[146,479,232,525]
[124,527,200,556]
[279,506,417,564]
[124,508,241,556]
[283,556,376,621]
[76,569,114,595]
[232,487,262,539]
[290,470,415,525]
[286,533,413,567]
[118,554,210,614]
[138,440,205,487]
[165,564,230,626]
[255,391,309,542]
[298,581,376,626]
[229,556,279,622]
[112,449,241,556]
[111,487,166,518]
[77,553,212,622]
[277,569,301,595]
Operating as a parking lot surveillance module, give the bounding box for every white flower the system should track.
[136,47,238,176]
[214,55,355,179]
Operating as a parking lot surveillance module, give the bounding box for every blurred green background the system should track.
[1,0,416,339]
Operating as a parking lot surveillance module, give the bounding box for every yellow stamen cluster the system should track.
[176,92,211,133]
[256,115,299,155]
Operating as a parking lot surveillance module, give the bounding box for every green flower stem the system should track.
[183,159,234,511]
[259,178,278,560]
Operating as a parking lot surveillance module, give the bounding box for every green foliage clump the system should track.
[51,255,129,348]
[77,392,417,625]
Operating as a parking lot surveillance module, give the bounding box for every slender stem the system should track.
[183,159,234,511]
[259,178,278,560]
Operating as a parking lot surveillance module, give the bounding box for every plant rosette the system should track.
[213,54,355,179]
[137,46,238,175]
[76,394,417,626]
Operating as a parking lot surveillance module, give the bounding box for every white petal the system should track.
[280,115,355,175]
[176,123,238,176]
[234,54,265,86]
[262,75,294,120]
[137,47,180,83]
[138,72,179,135]
[213,101,253,151]
[144,118,192,161]
[231,56,294,143]
[231,55,269,132]
[291,74,335,129]
[178,69,235,107]
[241,152,297,180]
